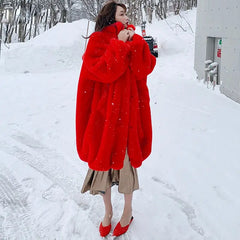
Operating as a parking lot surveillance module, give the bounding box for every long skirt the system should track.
[81,150,139,195]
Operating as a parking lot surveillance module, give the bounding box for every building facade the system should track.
[194,0,240,103]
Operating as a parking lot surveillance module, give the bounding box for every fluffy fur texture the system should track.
[76,22,156,171]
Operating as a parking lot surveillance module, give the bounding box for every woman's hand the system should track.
[127,28,135,41]
[118,29,131,42]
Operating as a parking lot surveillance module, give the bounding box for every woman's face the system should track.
[115,6,129,28]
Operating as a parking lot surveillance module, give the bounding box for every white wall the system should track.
[194,0,240,103]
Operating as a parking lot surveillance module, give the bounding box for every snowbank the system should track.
[2,11,196,73]
[3,19,94,73]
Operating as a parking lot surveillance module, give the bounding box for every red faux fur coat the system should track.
[76,22,156,171]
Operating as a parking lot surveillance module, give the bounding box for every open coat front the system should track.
[76,22,156,171]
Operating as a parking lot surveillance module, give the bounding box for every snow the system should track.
[2,19,94,73]
[1,8,240,240]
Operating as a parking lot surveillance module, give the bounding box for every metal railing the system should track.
[204,60,218,90]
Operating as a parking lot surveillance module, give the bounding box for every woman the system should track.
[76,0,156,237]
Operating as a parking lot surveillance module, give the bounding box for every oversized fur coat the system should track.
[76,22,156,171]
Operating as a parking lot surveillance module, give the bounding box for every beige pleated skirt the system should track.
[81,150,139,195]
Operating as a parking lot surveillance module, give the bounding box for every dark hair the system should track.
[95,0,127,32]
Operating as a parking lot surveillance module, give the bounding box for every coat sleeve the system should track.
[83,32,131,83]
[127,34,156,80]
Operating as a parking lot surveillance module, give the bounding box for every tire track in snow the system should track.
[0,132,90,210]
[152,176,205,238]
[0,215,5,240]
[0,165,34,240]
[0,132,97,238]
[165,193,205,236]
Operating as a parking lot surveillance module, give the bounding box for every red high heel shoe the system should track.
[99,222,111,237]
[113,216,134,237]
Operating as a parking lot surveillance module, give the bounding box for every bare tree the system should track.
[80,0,105,20]
[0,0,197,43]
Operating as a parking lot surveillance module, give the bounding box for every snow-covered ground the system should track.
[0,9,240,240]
